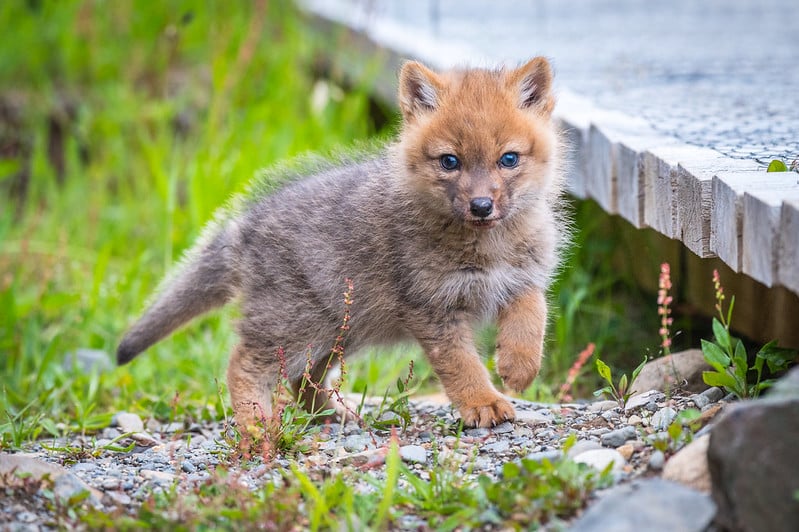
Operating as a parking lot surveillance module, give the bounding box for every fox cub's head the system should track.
[397,58,558,229]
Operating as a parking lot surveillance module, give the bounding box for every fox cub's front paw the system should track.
[458,393,516,428]
[496,345,542,393]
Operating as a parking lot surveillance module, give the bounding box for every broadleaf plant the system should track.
[701,270,796,398]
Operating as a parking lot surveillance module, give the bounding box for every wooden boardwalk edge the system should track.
[548,90,799,295]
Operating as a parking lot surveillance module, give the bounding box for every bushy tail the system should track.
[117,224,238,365]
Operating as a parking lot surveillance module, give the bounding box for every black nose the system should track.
[469,197,494,218]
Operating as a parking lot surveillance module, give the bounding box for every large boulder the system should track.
[569,478,715,532]
[631,349,711,394]
[707,366,799,532]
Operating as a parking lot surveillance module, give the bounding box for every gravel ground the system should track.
[1,390,727,530]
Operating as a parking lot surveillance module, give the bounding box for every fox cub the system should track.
[118,57,566,429]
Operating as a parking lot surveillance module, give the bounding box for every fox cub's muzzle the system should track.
[469,197,494,218]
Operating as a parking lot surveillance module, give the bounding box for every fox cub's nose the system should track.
[469,197,494,218]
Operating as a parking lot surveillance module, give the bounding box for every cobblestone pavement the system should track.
[306,0,798,165]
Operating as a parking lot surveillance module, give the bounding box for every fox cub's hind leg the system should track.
[495,287,547,392]
[227,343,277,434]
[417,318,516,428]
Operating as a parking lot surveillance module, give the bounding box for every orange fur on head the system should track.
[397,58,558,226]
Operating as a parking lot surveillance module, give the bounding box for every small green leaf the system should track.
[767,159,789,172]
[756,341,797,373]
[618,373,628,395]
[667,422,682,441]
[732,340,748,382]
[702,370,739,393]
[631,356,648,382]
[701,340,731,372]
[712,318,730,351]
[595,359,612,384]
[593,386,613,397]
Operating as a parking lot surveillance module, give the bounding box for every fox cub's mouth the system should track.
[467,217,501,229]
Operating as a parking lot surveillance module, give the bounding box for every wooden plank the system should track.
[712,172,797,275]
[586,125,616,213]
[614,142,644,228]
[673,150,756,258]
[641,146,681,238]
[778,199,799,293]
[742,183,799,287]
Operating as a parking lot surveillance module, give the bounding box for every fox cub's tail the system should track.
[116,224,239,365]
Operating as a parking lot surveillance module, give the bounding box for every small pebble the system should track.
[464,427,490,438]
[399,445,427,464]
[525,450,562,463]
[616,444,635,461]
[574,449,626,474]
[689,394,710,409]
[700,387,724,403]
[651,407,678,430]
[181,460,196,473]
[601,426,637,448]
[482,440,510,454]
[492,421,514,434]
[588,400,619,412]
[649,450,666,470]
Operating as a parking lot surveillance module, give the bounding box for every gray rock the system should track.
[181,460,196,473]
[70,462,99,474]
[569,478,715,532]
[649,450,665,470]
[600,426,636,448]
[689,393,710,409]
[525,450,562,463]
[343,434,369,453]
[399,445,427,464]
[624,390,662,412]
[768,365,799,398]
[0,454,102,504]
[482,440,510,454]
[514,409,550,426]
[464,427,490,438]
[114,412,145,433]
[567,439,603,459]
[54,472,96,503]
[708,396,799,532]
[573,449,626,474]
[699,386,724,404]
[651,407,678,430]
[491,421,514,434]
[588,400,619,412]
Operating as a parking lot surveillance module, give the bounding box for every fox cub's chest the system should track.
[428,259,532,318]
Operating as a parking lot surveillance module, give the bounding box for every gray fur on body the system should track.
[116,144,565,379]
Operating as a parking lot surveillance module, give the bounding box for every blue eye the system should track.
[440,154,460,171]
[499,152,519,168]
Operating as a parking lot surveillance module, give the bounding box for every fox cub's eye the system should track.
[440,154,460,171]
[499,152,519,168]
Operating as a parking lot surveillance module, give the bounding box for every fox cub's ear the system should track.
[508,57,554,115]
[398,61,444,122]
